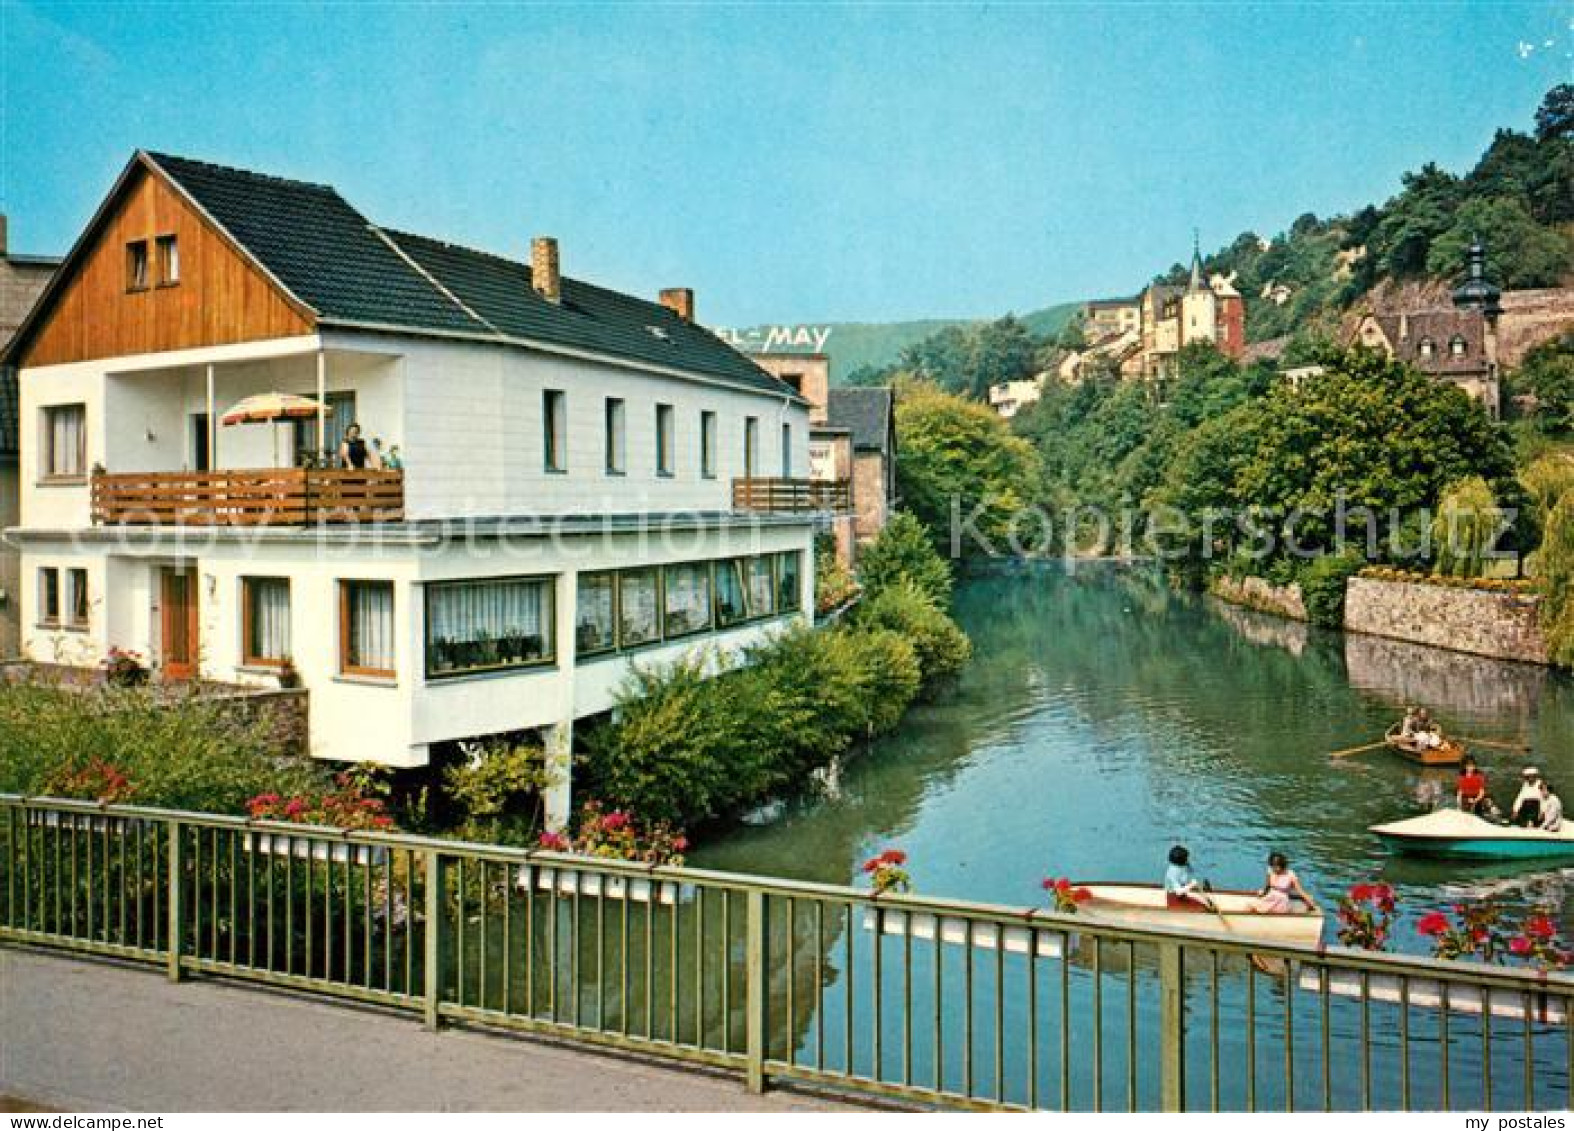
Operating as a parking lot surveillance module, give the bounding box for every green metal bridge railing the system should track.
[1,793,1570,1111]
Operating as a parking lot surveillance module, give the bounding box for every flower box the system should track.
[24,810,143,836]
[241,831,387,867]
[1296,966,1567,1023]
[522,865,679,906]
[861,907,1075,957]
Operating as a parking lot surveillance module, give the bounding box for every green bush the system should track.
[0,682,324,812]
[585,623,924,829]
[1300,553,1365,628]
[858,511,954,607]
[855,581,972,690]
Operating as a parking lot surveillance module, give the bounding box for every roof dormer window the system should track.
[1449,335,1468,358]
[646,325,672,342]
[1418,337,1435,360]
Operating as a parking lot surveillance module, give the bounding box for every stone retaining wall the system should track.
[1343,576,1548,665]
[1209,575,1307,622]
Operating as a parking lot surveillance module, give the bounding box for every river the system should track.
[694,562,1574,954]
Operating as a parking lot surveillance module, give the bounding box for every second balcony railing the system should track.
[732,477,852,514]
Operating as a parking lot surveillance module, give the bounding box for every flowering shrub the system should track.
[535,801,687,865]
[1419,904,1571,969]
[1508,912,1573,970]
[100,647,148,687]
[1417,902,1507,962]
[862,848,911,896]
[246,771,396,831]
[43,758,135,803]
[1041,876,1092,914]
[1336,882,1397,950]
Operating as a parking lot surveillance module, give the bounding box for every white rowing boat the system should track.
[1077,883,1325,947]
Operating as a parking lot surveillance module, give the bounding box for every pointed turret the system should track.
[1188,229,1205,292]
[1452,235,1503,320]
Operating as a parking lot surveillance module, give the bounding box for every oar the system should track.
[1456,736,1533,753]
[1329,740,1386,759]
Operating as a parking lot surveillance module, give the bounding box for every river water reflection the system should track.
[695,562,1574,952]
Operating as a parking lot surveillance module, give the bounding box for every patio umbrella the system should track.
[220,392,326,467]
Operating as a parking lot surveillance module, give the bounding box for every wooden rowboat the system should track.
[1371,808,1574,860]
[1076,883,1325,948]
[1384,722,1465,767]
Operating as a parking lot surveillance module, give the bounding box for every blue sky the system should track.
[2,1,1571,327]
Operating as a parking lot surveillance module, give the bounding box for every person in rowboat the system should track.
[1512,766,1544,827]
[1163,845,1212,910]
[1250,852,1320,915]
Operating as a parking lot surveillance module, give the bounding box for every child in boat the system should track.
[1251,852,1319,915]
[1456,756,1490,815]
[1163,845,1211,909]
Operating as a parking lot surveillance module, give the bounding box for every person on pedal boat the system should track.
[1163,845,1212,910]
[1513,767,1544,827]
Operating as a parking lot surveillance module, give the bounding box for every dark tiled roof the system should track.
[1241,335,1291,364]
[386,231,787,394]
[145,153,792,397]
[146,153,481,335]
[1368,310,1490,377]
[826,387,894,454]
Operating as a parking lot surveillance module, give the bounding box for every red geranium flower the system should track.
[1510,936,1534,956]
[1417,911,1450,937]
[1526,914,1557,940]
[1349,882,1375,902]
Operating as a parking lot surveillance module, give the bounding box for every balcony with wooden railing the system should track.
[90,468,405,526]
[731,477,852,515]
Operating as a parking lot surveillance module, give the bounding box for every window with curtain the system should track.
[125,241,149,291]
[663,563,713,637]
[68,568,89,629]
[38,568,60,625]
[776,551,803,612]
[715,559,748,627]
[340,580,396,677]
[619,569,661,646]
[425,577,553,677]
[746,556,776,618]
[43,405,85,479]
[577,572,617,656]
[242,577,290,665]
[156,235,180,285]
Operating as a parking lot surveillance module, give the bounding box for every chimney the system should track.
[659,287,695,323]
[531,237,560,303]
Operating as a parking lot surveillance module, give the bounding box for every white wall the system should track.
[385,333,811,521]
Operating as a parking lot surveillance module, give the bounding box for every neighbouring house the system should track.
[4,150,823,825]
[1082,297,1141,339]
[751,351,892,563]
[987,376,1043,419]
[1138,241,1246,380]
[0,216,61,657]
[1055,327,1142,384]
[1347,240,1509,418]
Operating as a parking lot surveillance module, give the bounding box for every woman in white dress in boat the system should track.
[1252,852,1320,915]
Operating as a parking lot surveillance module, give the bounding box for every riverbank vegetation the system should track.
[577,515,970,830]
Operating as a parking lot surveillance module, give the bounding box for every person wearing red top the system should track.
[1456,756,1490,816]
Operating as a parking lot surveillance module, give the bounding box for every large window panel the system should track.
[715,559,748,627]
[341,580,396,678]
[663,563,713,637]
[426,577,554,678]
[242,577,291,666]
[746,556,776,618]
[577,572,617,656]
[619,569,661,646]
[776,551,803,612]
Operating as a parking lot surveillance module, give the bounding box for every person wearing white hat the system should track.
[1512,767,1543,827]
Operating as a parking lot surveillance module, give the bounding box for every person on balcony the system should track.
[338,423,382,470]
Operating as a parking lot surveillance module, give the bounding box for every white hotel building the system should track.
[5,151,827,822]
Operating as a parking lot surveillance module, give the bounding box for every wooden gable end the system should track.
[20,163,314,368]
